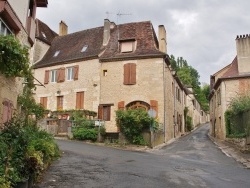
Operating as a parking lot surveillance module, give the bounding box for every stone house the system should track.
[0,0,48,125]
[210,34,250,140]
[33,19,182,142]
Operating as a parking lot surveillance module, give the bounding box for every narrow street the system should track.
[35,124,250,188]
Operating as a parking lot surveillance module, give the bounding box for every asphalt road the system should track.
[35,123,250,188]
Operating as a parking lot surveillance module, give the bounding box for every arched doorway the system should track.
[126,101,150,111]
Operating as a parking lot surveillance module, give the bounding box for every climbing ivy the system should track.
[0,35,30,78]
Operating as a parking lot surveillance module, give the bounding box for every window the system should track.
[51,70,57,82]
[103,70,107,76]
[124,63,136,85]
[41,32,46,38]
[76,92,84,109]
[217,89,221,105]
[98,105,112,121]
[54,50,60,57]
[0,19,12,36]
[67,67,74,80]
[81,45,88,52]
[40,97,47,109]
[120,40,136,53]
[2,99,13,123]
[57,96,63,110]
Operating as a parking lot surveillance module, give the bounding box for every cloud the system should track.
[37,0,250,84]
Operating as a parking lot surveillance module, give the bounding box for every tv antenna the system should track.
[116,12,132,40]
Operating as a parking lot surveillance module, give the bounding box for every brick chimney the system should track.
[158,25,167,53]
[59,20,68,36]
[103,19,110,46]
[236,35,250,74]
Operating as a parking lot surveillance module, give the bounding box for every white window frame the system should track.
[0,18,12,36]
[67,67,74,81]
[51,70,57,83]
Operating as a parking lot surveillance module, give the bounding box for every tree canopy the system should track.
[170,55,209,112]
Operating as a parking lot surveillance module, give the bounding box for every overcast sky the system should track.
[36,0,250,84]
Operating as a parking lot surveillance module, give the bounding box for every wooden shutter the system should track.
[2,101,9,123]
[44,70,49,84]
[130,63,136,84]
[57,96,63,110]
[124,64,130,85]
[57,68,65,83]
[98,105,103,120]
[150,100,158,118]
[74,65,79,80]
[76,92,84,109]
[40,97,47,109]
[118,101,125,110]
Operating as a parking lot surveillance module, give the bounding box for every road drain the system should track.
[174,166,196,172]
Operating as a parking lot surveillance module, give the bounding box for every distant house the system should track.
[210,35,250,139]
[33,19,205,143]
[0,0,48,125]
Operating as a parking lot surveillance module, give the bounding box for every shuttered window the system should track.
[2,99,13,123]
[98,105,111,121]
[44,70,50,84]
[57,67,65,83]
[40,97,47,109]
[57,96,63,110]
[76,92,84,109]
[74,65,79,80]
[51,69,57,83]
[124,63,136,85]
[118,101,125,110]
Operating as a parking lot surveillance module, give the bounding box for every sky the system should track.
[36,0,250,85]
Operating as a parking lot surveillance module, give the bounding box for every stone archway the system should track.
[126,101,150,111]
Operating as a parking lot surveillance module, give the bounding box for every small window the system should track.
[41,32,46,38]
[81,45,88,52]
[51,70,57,83]
[120,40,136,53]
[67,67,74,80]
[103,70,107,76]
[0,19,12,36]
[54,50,60,57]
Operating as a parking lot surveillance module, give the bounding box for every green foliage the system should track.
[170,54,209,112]
[0,116,60,186]
[225,95,250,138]
[73,128,97,141]
[0,176,11,188]
[0,35,30,78]
[116,109,154,145]
[186,116,193,131]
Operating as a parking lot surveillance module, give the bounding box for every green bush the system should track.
[116,109,154,145]
[0,116,60,186]
[73,128,97,141]
[186,116,193,131]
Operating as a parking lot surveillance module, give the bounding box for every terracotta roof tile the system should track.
[221,56,239,78]
[35,19,58,45]
[34,21,165,68]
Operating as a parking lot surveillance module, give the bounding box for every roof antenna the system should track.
[116,12,132,40]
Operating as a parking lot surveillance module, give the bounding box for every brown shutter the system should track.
[118,101,125,110]
[56,68,60,83]
[123,64,130,85]
[130,63,136,84]
[57,68,65,83]
[76,92,84,109]
[150,100,158,118]
[2,101,9,123]
[40,97,47,109]
[107,106,111,121]
[74,65,79,80]
[44,70,49,84]
[98,105,103,120]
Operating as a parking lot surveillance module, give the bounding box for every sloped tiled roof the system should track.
[100,21,165,61]
[35,19,58,45]
[221,56,239,78]
[34,26,105,68]
[34,21,165,69]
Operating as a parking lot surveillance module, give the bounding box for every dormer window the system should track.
[120,39,136,53]
[54,50,60,57]
[81,45,88,52]
[42,32,46,38]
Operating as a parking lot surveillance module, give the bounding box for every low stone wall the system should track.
[226,137,250,151]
